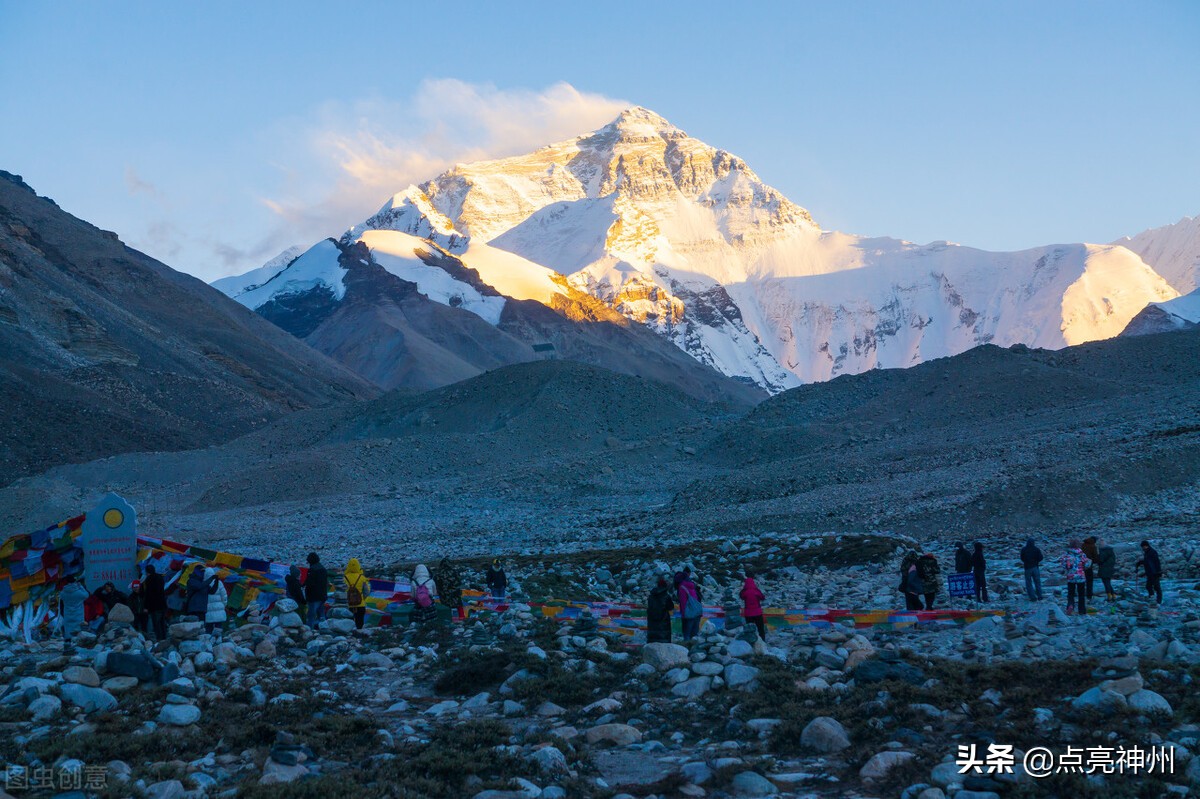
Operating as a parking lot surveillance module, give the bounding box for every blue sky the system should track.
[2,1,1197,282]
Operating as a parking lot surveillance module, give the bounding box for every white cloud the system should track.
[256,79,629,262]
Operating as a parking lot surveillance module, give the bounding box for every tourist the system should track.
[204,567,228,637]
[285,565,306,618]
[898,551,919,604]
[344,557,370,630]
[411,564,439,625]
[60,576,88,640]
[673,566,692,590]
[1135,541,1164,604]
[303,552,329,628]
[741,569,767,640]
[436,558,464,620]
[96,581,128,613]
[677,569,703,641]
[1020,538,1044,601]
[917,552,941,610]
[1060,540,1090,615]
[646,575,674,643]
[1097,538,1117,601]
[1082,536,1099,599]
[128,579,149,635]
[485,559,508,600]
[904,560,924,611]
[184,568,209,621]
[144,564,168,641]
[971,543,988,602]
[84,588,106,632]
[954,542,972,574]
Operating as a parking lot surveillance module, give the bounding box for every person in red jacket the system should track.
[740,570,767,641]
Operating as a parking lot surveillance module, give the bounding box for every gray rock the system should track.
[671,676,712,700]
[59,684,117,714]
[860,751,915,781]
[585,723,642,746]
[169,621,203,640]
[723,663,760,689]
[107,603,135,624]
[62,665,100,687]
[106,651,159,682]
[275,598,299,613]
[530,746,568,776]
[643,642,690,671]
[259,759,308,785]
[1128,689,1173,716]
[855,660,925,685]
[681,761,713,785]
[326,618,356,635]
[801,716,851,752]
[730,770,779,797]
[594,750,674,791]
[145,779,186,799]
[102,676,139,694]
[157,703,201,726]
[727,639,755,658]
[276,612,304,628]
[930,761,964,788]
[1071,687,1127,713]
[28,694,62,721]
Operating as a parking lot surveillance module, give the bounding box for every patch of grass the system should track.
[235,719,536,799]
[433,648,513,696]
[509,651,630,709]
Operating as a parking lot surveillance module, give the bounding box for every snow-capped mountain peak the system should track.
[216,108,1184,394]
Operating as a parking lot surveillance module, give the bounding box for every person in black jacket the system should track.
[485,559,508,600]
[971,543,988,602]
[285,566,307,618]
[1020,538,1044,601]
[143,564,168,641]
[954,543,972,574]
[1135,541,1163,604]
[646,576,675,643]
[303,552,329,628]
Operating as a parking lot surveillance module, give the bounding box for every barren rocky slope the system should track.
[2,328,1197,567]
[0,172,376,486]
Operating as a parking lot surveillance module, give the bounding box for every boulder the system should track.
[530,746,569,776]
[275,598,299,613]
[145,779,186,799]
[169,621,203,640]
[855,660,925,685]
[1071,687,1127,714]
[27,694,62,721]
[106,652,159,682]
[62,665,100,687]
[860,751,915,781]
[594,751,674,791]
[157,704,201,726]
[801,716,851,753]
[107,603,135,624]
[59,684,117,714]
[277,612,304,628]
[102,676,139,694]
[643,643,690,671]
[727,639,755,659]
[730,770,779,797]
[671,676,712,700]
[1128,689,1173,716]
[585,723,643,746]
[259,759,308,785]
[723,663,760,689]
[326,618,356,635]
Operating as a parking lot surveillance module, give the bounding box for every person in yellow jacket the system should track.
[343,558,370,630]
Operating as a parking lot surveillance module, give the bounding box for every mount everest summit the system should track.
[216,107,1191,394]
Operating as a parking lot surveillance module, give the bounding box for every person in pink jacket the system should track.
[740,570,767,641]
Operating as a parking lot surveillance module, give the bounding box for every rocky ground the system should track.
[3,532,1200,799]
